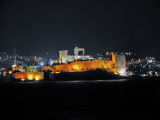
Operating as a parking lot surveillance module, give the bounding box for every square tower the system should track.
[74,46,85,56]
[116,55,127,76]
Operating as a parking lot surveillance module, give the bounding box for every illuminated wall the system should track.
[52,53,117,74]
[14,72,27,80]
[42,66,54,71]
[42,54,127,76]
[14,72,44,81]
[53,60,117,73]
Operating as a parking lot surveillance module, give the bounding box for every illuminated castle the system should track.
[43,47,127,76]
[52,54,126,76]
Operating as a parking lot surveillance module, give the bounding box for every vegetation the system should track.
[52,69,122,81]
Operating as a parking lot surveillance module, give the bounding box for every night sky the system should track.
[1,0,160,57]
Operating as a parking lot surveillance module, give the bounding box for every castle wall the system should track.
[14,72,44,80]
[42,54,127,76]
[52,53,117,74]
[53,60,117,74]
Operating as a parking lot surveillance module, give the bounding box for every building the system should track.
[116,55,127,76]
[74,46,85,56]
[59,46,94,64]
[59,50,69,64]
[14,72,44,81]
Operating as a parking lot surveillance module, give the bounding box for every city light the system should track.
[55,71,60,74]
[0,46,160,80]
[3,72,7,77]
[21,78,25,81]
[8,70,12,74]
[40,62,44,66]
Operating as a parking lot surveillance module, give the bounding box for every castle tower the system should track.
[74,46,85,56]
[116,55,126,76]
[111,53,116,66]
[59,50,68,64]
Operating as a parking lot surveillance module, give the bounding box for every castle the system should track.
[44,47,127,76]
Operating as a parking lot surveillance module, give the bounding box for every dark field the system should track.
[0,78,160,120]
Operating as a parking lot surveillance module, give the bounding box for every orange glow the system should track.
[27,74,33,80]
[14,72,44,81]
[3,72,7,77]
[42,54,119,75]
[21,78,25,81]
[72,65,80,71]
[42,66,54,71]
[55,71,60,74]
[8,70,12,74]
[12,66,17,71]
[114,72,118,75]
[35,75,40,81]
[52,53,117,74]
[14,72,26,80]
[26,72,44,80]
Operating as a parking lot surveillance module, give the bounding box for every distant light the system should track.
[107,58,110,60]
[148,60,152,63]
[141,74,148,77]
[3,72,7,77]
[118,70,126,76]
[40,62,44,66]
[21,78,25,81]
[55,71,60,74]
[12,65,16,67]
[8,70,12,74]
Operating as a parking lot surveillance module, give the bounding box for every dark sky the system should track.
[1,0,160,57]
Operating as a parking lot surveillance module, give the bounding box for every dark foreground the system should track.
[0,78,160,120]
